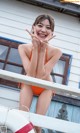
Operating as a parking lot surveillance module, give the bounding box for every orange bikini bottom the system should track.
[31,86,45,95]
[18,83,45,95]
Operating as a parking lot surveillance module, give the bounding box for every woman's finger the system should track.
[45,35,56,42]
[26,29,40,41]
[40,35,56,45]
[26,29,36,38]
[26,29,32,36]
[48,35,56,41]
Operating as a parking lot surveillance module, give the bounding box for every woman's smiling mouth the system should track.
[37,32,47,39]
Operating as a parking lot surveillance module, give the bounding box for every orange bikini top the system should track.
[18,48,48,95]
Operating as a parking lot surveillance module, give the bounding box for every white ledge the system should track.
[21,110,80,133]
[0,106,80,133]
[0,69,80,97]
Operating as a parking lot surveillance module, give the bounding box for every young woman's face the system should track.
[33,19,53,41]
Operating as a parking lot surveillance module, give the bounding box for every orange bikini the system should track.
[19,49,48,95]
[31,86,45,95]
[18,83,45,95]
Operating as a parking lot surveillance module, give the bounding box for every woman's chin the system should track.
[38,37,46,41]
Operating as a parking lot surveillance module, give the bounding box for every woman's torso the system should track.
[24,43,55,82]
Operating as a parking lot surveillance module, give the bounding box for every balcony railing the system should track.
[0,69,80,132]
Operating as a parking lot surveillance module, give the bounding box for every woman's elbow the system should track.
[41,71,50,80]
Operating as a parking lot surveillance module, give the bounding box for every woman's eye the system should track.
[46,27,51,30]
[37,24,43,27]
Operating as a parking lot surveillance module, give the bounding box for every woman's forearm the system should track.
[27,47,38,77]
[36,48,46,78]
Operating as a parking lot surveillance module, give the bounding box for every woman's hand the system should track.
[40,41,48,51]
[45,33,56,42]
[25,29,56,50]
[40,34,56,51]
[26,29,41,49]
[32,36,41,49]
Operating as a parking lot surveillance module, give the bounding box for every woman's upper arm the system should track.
[45,48,62,75]
[18,44,30,73]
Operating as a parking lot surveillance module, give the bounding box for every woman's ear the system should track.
[50,32,53,37]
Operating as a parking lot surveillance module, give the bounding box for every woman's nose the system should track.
[41,26,46,32]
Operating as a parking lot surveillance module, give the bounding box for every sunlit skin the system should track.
[18,18,62,133]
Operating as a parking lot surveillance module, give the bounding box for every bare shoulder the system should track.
[18,43,33,57]
[18,43,32,50]
[47,45,62,58]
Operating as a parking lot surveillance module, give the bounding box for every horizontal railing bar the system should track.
[0,70,80,97]
[0,69,80,96]
[0,106,80,132]
[17,109,80,133]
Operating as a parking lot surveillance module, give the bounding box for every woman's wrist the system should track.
[32,45,38,50]
[40,47,46,52]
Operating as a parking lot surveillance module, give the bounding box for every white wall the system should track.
[0,86,19,108]
[0,0,80,88]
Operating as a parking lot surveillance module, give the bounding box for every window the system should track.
[51,54,71,85]
[0,37,71,89]
[0,38,24,88]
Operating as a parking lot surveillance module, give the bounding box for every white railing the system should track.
[0,69,80,133]
[0,69,80,97]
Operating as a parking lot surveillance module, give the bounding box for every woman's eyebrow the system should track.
[39,22,50,27]
[38,22,43,25]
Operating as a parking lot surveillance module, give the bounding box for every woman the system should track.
[18,14,62,133]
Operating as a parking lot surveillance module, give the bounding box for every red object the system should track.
[15,122,34,133]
